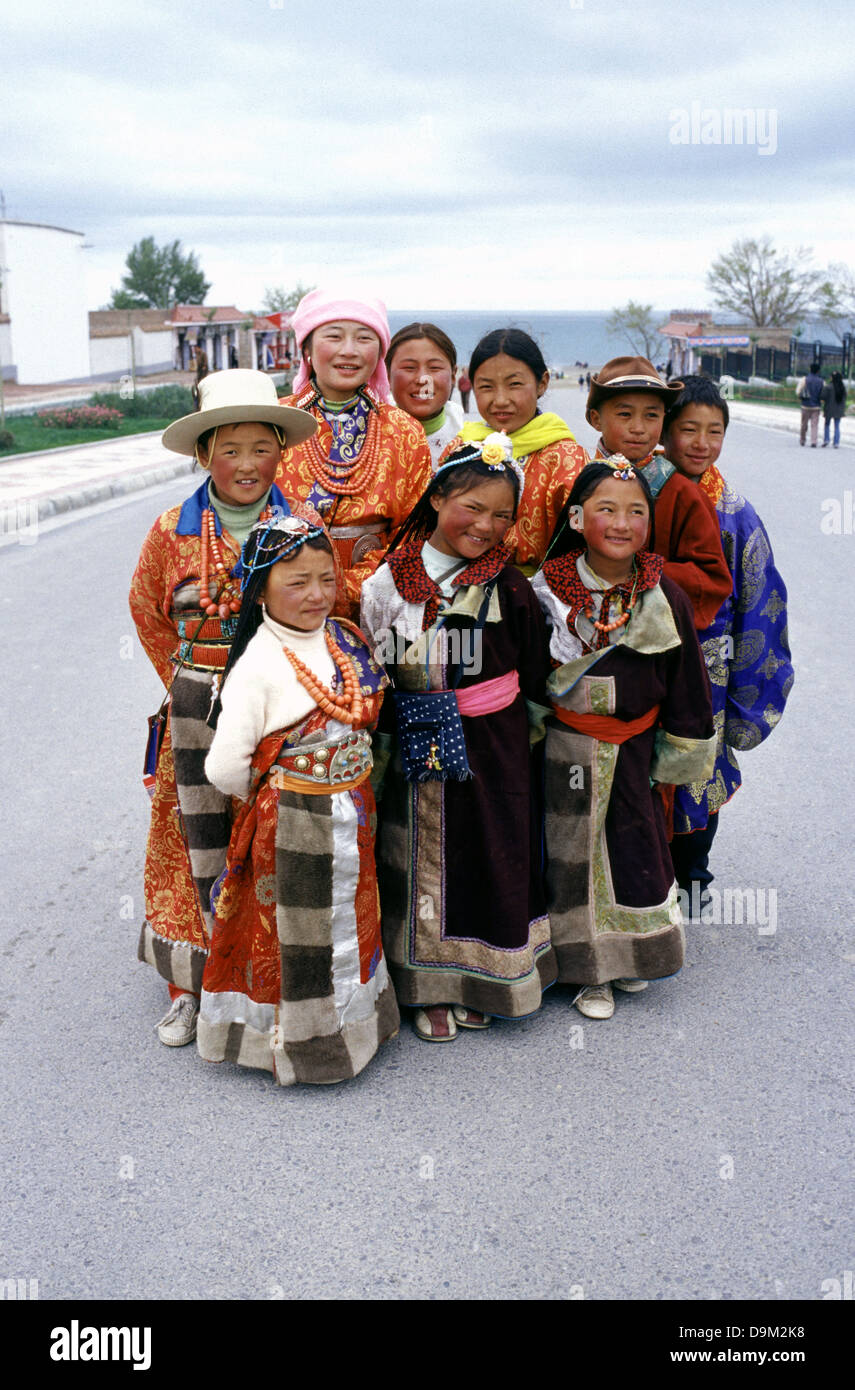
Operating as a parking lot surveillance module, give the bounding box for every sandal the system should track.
[413,1005,457,1042]
[452,1005,492,1029]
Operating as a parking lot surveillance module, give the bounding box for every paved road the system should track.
[1,394,852,1301]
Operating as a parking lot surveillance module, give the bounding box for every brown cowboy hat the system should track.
[586,356,684,423]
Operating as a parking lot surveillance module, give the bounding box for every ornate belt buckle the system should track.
[328,730,371,783]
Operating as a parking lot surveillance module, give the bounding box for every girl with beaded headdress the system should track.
[129,370,321,1048]
[199,515,399,1085]
[360,436,556,1043]
[276,290,433,617]
[531,461,717,1021]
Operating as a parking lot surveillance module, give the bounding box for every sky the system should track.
[3,0,854,314]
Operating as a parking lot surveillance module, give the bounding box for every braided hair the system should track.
[542,461,654,563]
[386,442,521,555]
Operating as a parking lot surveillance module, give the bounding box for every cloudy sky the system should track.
[4,0,854,312]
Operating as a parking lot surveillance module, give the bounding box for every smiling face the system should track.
[589,392,666,463]
[574,475,651,580]
[429,475,516,561]
[307,320,381,401]
[389,336,455,421]
[200,422,281,506]
[471,352,549,435]
[261,542,338,631]
[663,402,727,478]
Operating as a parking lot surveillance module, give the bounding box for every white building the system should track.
[0,220,90,383]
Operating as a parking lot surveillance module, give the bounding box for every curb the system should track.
[32,457,196,522]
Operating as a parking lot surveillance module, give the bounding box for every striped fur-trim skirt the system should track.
[198,765,399,1086]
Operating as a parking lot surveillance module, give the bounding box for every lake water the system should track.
[386,309,668,374]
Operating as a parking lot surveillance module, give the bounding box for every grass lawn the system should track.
[0,415,173,458]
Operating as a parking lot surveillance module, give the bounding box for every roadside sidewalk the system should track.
[727,399,854,445]
[0,431,194,534]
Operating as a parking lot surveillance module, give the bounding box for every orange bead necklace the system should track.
[199,503,273,620]
[282,630,365,726]
[304,393,383,498]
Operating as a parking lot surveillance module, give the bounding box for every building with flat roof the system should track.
[0,220,90,384]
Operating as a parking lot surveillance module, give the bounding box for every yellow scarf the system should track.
[461,412,575,459]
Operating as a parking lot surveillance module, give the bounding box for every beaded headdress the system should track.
[607,453,637,481]
[437,432,525,495]
[240,514,326,591]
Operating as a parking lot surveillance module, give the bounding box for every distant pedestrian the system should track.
[578,374,585,391]
[228,344,239,369]
[821,370,847,448]
[798,360,824,447]
[585,372,591,388]
[457,367,472,412]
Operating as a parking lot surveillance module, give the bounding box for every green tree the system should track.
[815,264,855,342]
[109,236,210,310]
[606,301,663,359]
[706,236,821,327]
[261,281,315,314]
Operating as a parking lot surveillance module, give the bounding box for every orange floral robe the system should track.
[277,387,432,609]
[130,508,212,982]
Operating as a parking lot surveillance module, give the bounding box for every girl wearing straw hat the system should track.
[277,290,433,616]
[129,370,320,1046]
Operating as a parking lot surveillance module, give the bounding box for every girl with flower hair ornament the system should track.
[442,327,588,574]
[360,436,556,1042]
[199,515,399,1085]
[532,461,716,1021]
[129,370,320,1048]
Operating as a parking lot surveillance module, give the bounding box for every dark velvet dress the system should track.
[533,554,716,986]
[360,541,557,1017]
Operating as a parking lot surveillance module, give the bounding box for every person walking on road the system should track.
[798,360,824,447]
[821,370,847,448]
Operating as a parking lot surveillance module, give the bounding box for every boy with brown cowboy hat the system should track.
[584,356,731,629]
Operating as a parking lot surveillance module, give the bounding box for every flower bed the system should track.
[36,405,123,430]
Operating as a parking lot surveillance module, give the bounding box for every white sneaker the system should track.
[613,977,649,993]
[155,993,199,1046]
[573,982,614,1019]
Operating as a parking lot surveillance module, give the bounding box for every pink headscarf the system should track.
[290,290,392,402]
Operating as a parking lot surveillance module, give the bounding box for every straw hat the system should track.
[162,369,318,455]
[586,356,684,423]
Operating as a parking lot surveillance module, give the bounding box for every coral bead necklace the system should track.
[305,392,383,498]
[199,503,274,620]
[282,631,364,726]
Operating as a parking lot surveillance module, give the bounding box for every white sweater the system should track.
[204,611,337,800]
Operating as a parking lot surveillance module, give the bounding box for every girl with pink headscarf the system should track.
[277,290,433,613]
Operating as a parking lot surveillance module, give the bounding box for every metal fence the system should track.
[701,334,851,383]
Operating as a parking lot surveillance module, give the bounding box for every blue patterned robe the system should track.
[672,465,793,834]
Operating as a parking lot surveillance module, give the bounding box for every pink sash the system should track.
[455,669,520,717]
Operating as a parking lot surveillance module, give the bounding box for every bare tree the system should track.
[815,264,855,342]
[606,301,663,359]
[261,282,316,314]
[706,237,821,327]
